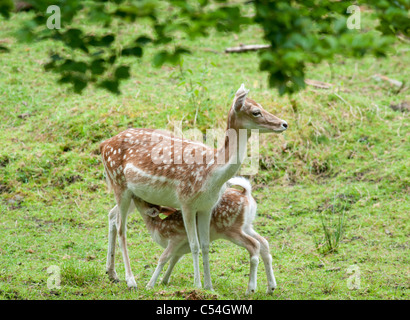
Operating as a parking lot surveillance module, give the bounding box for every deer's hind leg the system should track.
[106,205,120,282]
[115,189,137,288]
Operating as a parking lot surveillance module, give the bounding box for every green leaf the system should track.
[108,55,117,64]
[73,77,88,93]
[0,45,9,52]
[99,80,120,94]
[59,60,88,73]
[101,35,115,46]
[90,59,106,75]
[114,65,130,79]
[0,0,14,19]
[121,46,143,57]
[152,51,167,67]
[135,36,152,45]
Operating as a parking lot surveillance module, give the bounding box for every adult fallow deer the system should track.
[100,84,287,289]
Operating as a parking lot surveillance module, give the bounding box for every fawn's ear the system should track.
[234,83,249,112]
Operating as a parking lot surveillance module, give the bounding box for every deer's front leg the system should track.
[181,206,201,288]
[198,211,213,290]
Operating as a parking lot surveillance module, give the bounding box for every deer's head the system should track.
[229,84,288,133]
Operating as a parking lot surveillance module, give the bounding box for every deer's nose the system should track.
[281,121,288,130]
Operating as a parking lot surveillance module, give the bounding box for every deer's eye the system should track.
[252,110,262,117]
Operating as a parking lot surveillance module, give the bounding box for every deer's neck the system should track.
[212,112,249,186]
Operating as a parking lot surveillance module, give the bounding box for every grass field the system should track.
[0,8,409,300]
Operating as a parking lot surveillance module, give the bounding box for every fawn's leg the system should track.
[245,227,277,293]
[227,231,260,295]
[147,239,182,289]
[161,255,183,285]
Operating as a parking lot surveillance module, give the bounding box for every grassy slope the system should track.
[0,9,409,300]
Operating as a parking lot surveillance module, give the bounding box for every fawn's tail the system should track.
[227,176,257,226]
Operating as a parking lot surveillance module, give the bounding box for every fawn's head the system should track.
[228,84,288,133]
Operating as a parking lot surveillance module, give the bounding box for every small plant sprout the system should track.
[314,192,348,255]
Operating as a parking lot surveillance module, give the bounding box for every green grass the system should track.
[0,9,409,300]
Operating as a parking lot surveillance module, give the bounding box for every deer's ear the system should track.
[234,83,249,112]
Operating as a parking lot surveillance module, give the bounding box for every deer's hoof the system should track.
[106,270,120,283]
[194,281,202,289]
[245,288,256,295]
[126,277,138,289]
[266,286,276,294]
